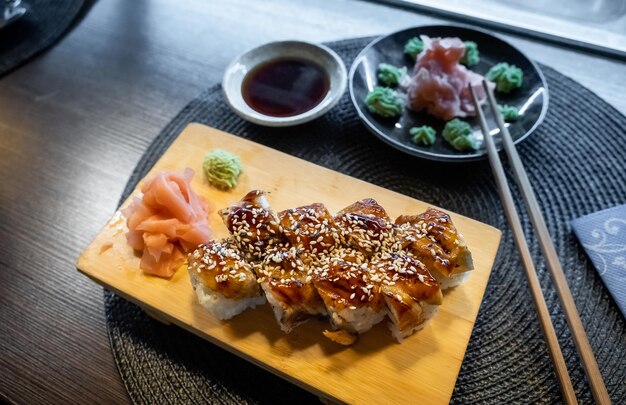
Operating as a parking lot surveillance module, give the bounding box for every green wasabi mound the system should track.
[410,126,436,146]
[202,149,243,190]
[498,104,519,122]
[487,62,523,93]
[404,37,424,61]
[442,119,478,151]
[364,86,403,118]
[377,63,406,87]
[461,41,479,67]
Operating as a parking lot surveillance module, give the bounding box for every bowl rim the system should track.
[348,24,550,162]
[222,40,348,127]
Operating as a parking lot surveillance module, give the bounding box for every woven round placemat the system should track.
[105,37,626,404]
[0,0,86,77]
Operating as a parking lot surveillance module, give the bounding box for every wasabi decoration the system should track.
[498,104,519,122]
[442,119,478,151]
[460,41,479,66]
[404,37,424,61]
[486,62,523,93]
[364,86,403,118]
[410,126,436,146]
[377,63,406,87]
[202,149,243,190]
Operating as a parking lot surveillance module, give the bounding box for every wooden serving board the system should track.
[78,123,501,404]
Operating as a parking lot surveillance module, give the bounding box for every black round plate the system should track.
[349,25,549,162]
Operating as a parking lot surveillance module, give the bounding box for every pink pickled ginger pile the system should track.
[122,168,211,278]
[407,36,492,120]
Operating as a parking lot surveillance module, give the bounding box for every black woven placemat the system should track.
[0,0,86,77]
[105,37,626,404]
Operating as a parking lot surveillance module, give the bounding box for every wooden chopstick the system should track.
[468,84,578,405]
[482,81,611,405]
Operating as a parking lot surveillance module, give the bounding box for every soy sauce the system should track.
[242,58,329,117]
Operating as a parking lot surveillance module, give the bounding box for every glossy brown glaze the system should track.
[278,203,340,254]
[220,190,286,260]
[188,240,260,299]
[258,246,326,329]
[313,259,383,310]
[334,198,395,255]
[370,252,442,305]
[396,208,472,277]
[369,251,442,338]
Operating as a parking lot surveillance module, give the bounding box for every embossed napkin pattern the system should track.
[572,204,626,319]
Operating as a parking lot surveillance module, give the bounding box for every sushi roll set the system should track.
[187,190,474,344]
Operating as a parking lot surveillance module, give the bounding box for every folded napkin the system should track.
[572,204,626,318]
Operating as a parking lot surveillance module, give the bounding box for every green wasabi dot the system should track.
[442,119,478,151]
[364,86,403,118]
[461,41,479,67]
[404,37,424,61]
[377,63,406,87]
[202,149,243,190]
[410,126,436,146]
[498,104,519,122]
[487,62,523,93]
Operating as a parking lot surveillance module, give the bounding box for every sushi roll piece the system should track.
[278,203,342,254]
[334,198,395,256]
[313,256,386,336]
[219,190,286,261]
[370,251,443,342]
[188,239,265,320]
[257,246,326,333]
[395,207,474,289]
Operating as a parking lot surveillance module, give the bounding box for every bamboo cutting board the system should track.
[78,123,501,404]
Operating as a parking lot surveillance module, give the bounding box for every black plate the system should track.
[0,2,27,30]
[349,25,548,162]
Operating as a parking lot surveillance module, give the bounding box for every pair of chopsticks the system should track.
[469,82,611,405]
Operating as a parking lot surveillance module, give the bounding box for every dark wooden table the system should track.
[1,0,624,403]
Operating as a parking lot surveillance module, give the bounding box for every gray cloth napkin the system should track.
[572,204,626,318]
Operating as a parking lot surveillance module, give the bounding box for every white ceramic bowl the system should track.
[222,41,347,127]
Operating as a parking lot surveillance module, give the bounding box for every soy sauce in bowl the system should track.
[242,58,330,117]
[223,40,347,127]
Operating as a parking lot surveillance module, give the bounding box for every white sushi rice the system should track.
[437,270,471,290]
[259,282,325,333]
[192,282,266,321]
[260,283,292,333]
[428,248,474,290]
[387,302,439,342]
[331,307,386,334]
[461,250,475,271]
